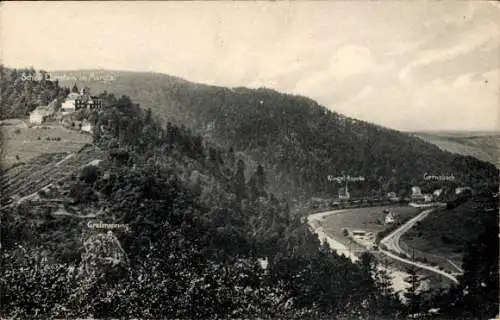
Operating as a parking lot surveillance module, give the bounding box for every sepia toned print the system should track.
[0,1,498,319]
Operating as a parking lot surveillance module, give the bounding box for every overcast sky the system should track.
[1,1,499,131]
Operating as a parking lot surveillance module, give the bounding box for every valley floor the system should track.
[308,207,458,298]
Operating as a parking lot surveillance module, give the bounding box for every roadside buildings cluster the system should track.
[331,180,471,207]
[410,185,471,204]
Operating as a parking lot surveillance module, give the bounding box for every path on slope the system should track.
[379,208,459,284]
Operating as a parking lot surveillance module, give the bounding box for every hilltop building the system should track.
[75,87,103,111]
[29,106,54,124]
[61,92,79,114]
[61,87,103,114]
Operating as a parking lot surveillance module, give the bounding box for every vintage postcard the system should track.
[0,1,498,319]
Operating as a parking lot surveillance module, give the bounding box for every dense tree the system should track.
[79,165,102,185]
[0,66,62,118]
[454,216,498,319]
[404,264,424,318]
[4,75,492,319]
[62,73,497,198]
[234,159,246,201]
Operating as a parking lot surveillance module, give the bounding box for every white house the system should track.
[424,194,433,202]
[61,92,81,114]
[433,188,443,199]
[30,109,45,124]
[29,106,53,124]
[61,100,76,114]
[411,186,425,202]
[384,211,395,224]
[338,186,350,200]
[411,186,422,196]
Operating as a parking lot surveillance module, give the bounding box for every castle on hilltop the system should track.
[61,85,103,114]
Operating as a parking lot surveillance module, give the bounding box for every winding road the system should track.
[308,210,412,294]
[308,206,460,294]
[380,208,435,255]
[379,207,460,284]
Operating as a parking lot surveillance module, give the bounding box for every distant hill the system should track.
[409,131,499,167]
[53,69,499,198]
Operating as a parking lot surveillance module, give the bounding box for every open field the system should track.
[410,131,500,167]
[321,205,420,241]
[1,118,92,169]
[316,205,459,289]
[319,205,422,277]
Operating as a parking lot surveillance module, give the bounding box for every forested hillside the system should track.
[1,67,497,318]
[0,66,68,119]
[55,70,499,199]
[1,95,404,319]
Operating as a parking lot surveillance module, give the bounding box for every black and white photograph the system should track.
[0,1,499,319]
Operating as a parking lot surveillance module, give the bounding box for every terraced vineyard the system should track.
[0,145,105,206]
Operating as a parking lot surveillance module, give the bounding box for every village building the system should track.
[410,186,425,202]
[61,100,76,114]
[61,92,80,114]
[338,186,350,200]
[384,211,395,224]
[433,188,443,199]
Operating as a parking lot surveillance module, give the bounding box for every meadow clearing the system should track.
[321,205,420,242]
